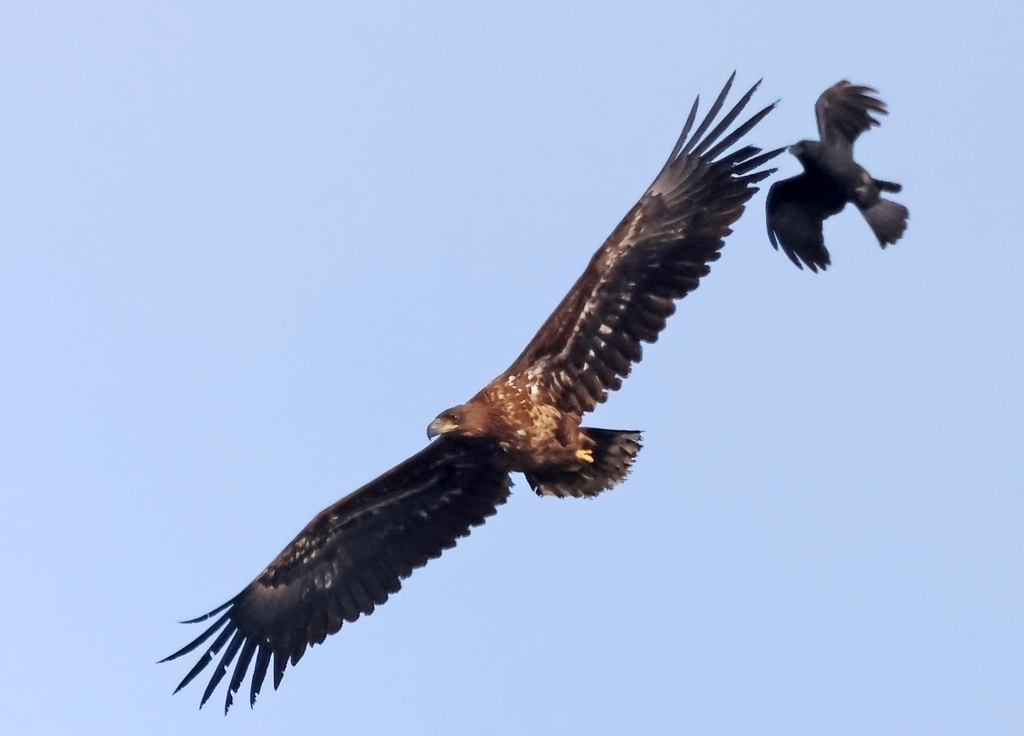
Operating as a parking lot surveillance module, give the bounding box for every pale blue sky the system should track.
[2,2,1022,734]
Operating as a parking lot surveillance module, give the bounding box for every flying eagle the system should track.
[765,80,909,271]
[162,74,782,713]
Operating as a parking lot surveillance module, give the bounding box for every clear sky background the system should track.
[2,2,1022,734]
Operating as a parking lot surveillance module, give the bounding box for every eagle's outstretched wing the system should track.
[161,435,511,713]
[164,75,782,712]
[815,80,887,154]
[505,74,782,416]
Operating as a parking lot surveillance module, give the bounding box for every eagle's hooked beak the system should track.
[426,416,458,440]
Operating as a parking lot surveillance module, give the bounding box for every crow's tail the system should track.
[861,197,909,247]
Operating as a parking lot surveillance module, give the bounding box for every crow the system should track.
[766,81,908,271]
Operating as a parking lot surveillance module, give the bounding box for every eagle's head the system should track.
[426,403,490,440]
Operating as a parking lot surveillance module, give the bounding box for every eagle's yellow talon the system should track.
[575,448,595,464]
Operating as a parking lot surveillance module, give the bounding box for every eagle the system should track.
[765,80,909,271]
[162,74,782,713]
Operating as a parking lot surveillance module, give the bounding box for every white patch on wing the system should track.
[315,570,334,590]
[524,363,548,384]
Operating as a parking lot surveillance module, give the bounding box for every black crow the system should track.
[766,81,908,271]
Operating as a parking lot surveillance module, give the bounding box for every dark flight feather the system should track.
[508,73,781,415]
[815,81,888,153]
[162,435,511,713]
[765,171,846,271]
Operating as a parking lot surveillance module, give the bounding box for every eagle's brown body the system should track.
[459,378,591,471]
[163,75,782,713]
[431,374,633,499]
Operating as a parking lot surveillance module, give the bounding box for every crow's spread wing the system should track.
[766,172,848,272]
[815,80,888,154]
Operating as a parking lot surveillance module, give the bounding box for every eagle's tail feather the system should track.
[525,429,642,498]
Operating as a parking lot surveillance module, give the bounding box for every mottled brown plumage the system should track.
[162,74,782,713]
